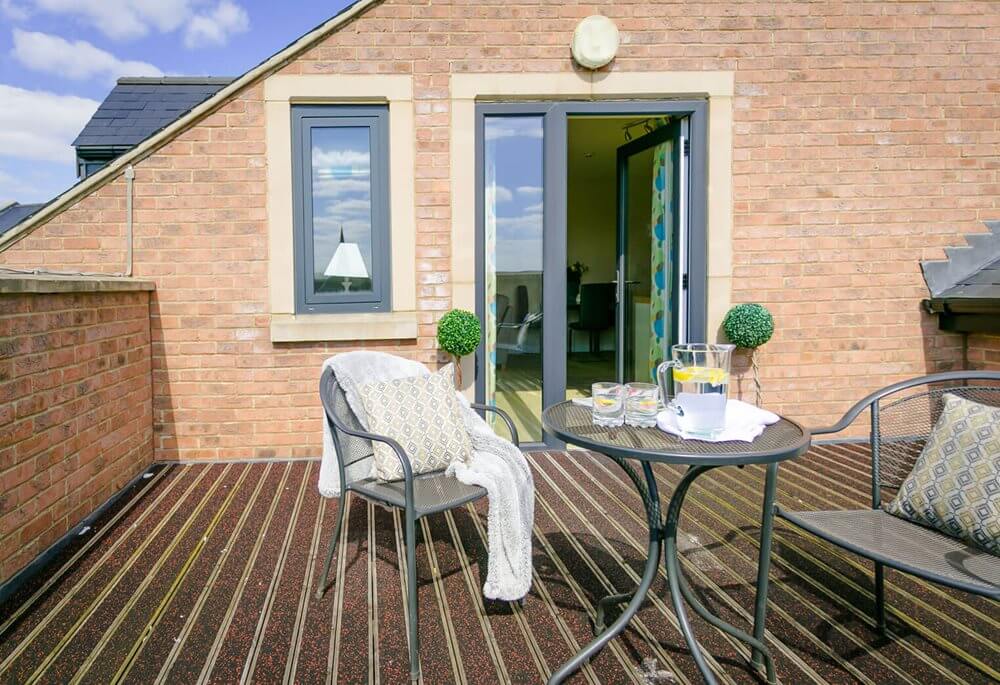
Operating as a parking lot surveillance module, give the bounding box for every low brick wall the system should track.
[968,334,1000,371]
[0,275,155,583]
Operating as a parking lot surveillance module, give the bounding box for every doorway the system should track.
[476,101,706,445]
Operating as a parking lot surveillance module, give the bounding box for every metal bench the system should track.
[777,371,1000,636]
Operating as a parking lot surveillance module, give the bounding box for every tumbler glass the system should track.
[624,382,659,428]
[591,382,624,427]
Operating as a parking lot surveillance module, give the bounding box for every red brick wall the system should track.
[0,287,153,582]
[968,334,1000,371]
[1,0,998,456]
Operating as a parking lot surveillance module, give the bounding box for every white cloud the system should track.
[484,119,543,141]
[0,0,30,20]
[313,177,370,199]
[0,84,100,163]
[184,0,249,48]
[313,148,370,170]
[516,185,543,197]
[20,0,249,48]
[489,185,513,203]
[496,212,542,240]
[523,202,543,213]
[12,30,162,83]
[31,0,194,40]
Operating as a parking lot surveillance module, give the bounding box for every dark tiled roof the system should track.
[0,202,44,236]
[921,220,1000,300]
[72,77,234,149]
[935,254,1000,300]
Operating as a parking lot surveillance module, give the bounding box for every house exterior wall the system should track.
[968,334,1000,371]
[1,0,998,458]
[0,282,153,582]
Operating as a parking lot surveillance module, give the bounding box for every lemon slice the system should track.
[673,366,729,385]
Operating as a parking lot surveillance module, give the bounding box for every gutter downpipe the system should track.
[123,165,135,277]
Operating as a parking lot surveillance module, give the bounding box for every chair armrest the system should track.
[810,425,848,437]
[469,402,520,447]
[326,417,414,483]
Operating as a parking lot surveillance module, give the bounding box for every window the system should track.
[292,105,390,313]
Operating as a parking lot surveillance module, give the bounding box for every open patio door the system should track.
[615,119,687,384]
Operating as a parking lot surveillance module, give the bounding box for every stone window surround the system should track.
[448,71,735,386]
[265,74,417,342]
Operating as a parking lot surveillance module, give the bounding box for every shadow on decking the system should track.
[0,445,996,684]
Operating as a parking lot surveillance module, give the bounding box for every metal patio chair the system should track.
[314,366,519,683]
[777,371,1000,636]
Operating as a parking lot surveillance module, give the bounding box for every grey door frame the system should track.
[474,99,708,446]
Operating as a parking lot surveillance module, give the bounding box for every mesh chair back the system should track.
[874,379,1000,491]
[319,367,375,467]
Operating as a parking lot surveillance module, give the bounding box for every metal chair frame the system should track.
[314,366,519,683]
[777,370,1000,636]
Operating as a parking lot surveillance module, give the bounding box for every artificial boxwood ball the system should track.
[723,303,774,349]
[437,309,481,357]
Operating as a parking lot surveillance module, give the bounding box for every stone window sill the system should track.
[270,311,418,343]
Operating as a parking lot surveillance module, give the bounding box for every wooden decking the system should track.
[1,445,997,684]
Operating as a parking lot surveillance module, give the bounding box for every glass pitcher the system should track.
[656,343,735,438]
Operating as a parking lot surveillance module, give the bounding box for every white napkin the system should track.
[571,397,593,407]
[657,399,779,442]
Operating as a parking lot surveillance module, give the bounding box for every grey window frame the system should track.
[291,104,391,314]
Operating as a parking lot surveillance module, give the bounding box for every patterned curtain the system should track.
[484,167,498,412]
[648,140,675,382]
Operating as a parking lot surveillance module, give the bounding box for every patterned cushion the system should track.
[886,393,1000,555]
[357,364,473,482]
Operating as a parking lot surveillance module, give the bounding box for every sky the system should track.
[485,116,544,274]
[0,0,354,206]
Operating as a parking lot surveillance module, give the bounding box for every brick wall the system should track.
[968,334,1000,371]
[1,0,998,457]
[0,282,153,583]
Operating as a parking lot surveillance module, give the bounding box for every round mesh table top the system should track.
[542,401,810,465]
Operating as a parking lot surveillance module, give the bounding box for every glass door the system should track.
[476,102,704,446]
[615,120,686,385]
[481,113,546,442]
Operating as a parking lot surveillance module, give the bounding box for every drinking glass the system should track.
[624,382,659,428]
[656,343,734,438]
[591,382,624,427]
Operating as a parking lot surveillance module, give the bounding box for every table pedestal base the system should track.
[549,460,780,685]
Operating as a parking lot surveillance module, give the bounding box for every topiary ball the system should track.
[437,309,481,358]
[723,303,774,349]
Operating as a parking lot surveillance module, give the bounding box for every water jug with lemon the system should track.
[656,343,735,438]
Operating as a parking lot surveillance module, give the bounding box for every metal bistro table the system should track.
[542,401,810,685]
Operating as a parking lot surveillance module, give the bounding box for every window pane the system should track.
[310,126,374,295]
[484,115,543,442]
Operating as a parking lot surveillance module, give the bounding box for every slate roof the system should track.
[922,220,1000,303]
[72,77,234,150]
[0,202,44,236]
[934,254,1000,301]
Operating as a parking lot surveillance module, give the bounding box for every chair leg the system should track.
[405,510,420,683]
[315,492,347,600]
[874,562,887,636]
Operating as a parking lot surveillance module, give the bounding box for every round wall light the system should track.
[571,15,620,70]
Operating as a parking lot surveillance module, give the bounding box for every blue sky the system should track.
[0,0,353,205]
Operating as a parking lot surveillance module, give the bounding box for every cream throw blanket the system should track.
[318,351,534,601]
